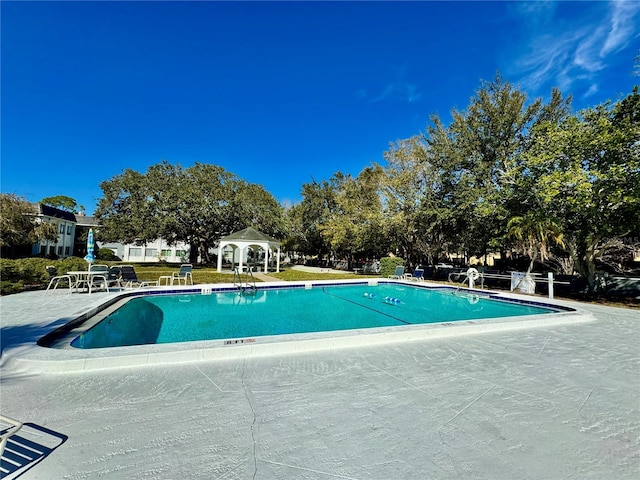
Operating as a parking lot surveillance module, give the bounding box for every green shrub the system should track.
[380,257,404,278]
[0,261,19,282]
[0,280,23,295]
[0,258,48,285]
[97,248,120,261]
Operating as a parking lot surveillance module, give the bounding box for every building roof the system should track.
[29,204,101,226]
[32,203,77,222]
[75,214,100,227]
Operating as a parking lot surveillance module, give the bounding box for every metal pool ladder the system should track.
[233,267,257,294]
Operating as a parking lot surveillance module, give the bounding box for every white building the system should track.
[101,239,191,264]
[30,204,77,258]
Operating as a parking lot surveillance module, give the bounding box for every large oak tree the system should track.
[96,161,285,264]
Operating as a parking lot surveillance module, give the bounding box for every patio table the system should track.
[66,271,110,294]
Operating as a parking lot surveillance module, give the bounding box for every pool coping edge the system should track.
[1,280,594,374]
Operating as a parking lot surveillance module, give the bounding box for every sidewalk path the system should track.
[253,272,281,282]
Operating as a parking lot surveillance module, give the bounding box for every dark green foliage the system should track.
[96,161,286,264]
[380,257,404,278]
[97,248,121,261]
[0,280,23,295]
[290,167,388,264]
[40,195,81,213]
[0,193,59,250]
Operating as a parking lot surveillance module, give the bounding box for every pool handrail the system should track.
[234,266,257,293]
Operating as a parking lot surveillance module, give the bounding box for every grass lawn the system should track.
[270,269,378,282]
[131,265,236,283]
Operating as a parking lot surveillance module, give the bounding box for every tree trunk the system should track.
[189,242,199,264]
[568,241,599,295]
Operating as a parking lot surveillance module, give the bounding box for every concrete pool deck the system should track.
[0,286,638,479]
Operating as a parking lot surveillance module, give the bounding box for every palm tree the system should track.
[507,213,564,287]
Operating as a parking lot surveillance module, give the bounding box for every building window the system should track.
[59,224,65,233]
[58,246,63,255]
[129,247,142,257]
[49,246,55,256]
[176,250,187,258]
[67,225,72,235]
[65,247,70,255]
[145,248,157,258]
[161,249,172,257]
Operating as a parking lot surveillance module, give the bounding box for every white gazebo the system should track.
[216,227,281,273]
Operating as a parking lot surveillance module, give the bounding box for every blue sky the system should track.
[2,1,639,215]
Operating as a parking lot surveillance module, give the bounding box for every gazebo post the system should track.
[216,242,224,272]
[263,245,269,273]
[238,246,246,274]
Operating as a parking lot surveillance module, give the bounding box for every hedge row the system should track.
[0,257,93,295]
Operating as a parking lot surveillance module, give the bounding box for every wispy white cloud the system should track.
[574,26,608,73]
[370,82,422,103]
[601,0,640,56]
[584,83,599,98]
[509,0,640,98]
[511,0,557,28]
[357,65,423,104]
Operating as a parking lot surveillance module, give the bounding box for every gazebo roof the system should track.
[219,227,279,244]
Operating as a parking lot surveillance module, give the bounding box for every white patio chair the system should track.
[388,265,405,279]
[45,266,73,294]
[172,264,193,285]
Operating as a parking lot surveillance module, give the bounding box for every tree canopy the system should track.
[40,195,83,213]
[516,87,640,290]
[95,161,285,264]
[0,194,58,250]
[291,75,638,292]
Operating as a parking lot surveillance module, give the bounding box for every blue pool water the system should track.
[71,284,558,349]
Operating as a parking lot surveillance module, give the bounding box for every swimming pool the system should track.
[22,279,592,373]
[69,282,563,349]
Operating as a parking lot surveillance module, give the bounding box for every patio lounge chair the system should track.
[0,415,22,458]
[409,268,425,282]
[388,265,405,279]
[45,266,74,294]
[1,416,68,478]
[108,266,122,287]
[88,264,115,293]
[172,264,193,285]
[119,265,158,288]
